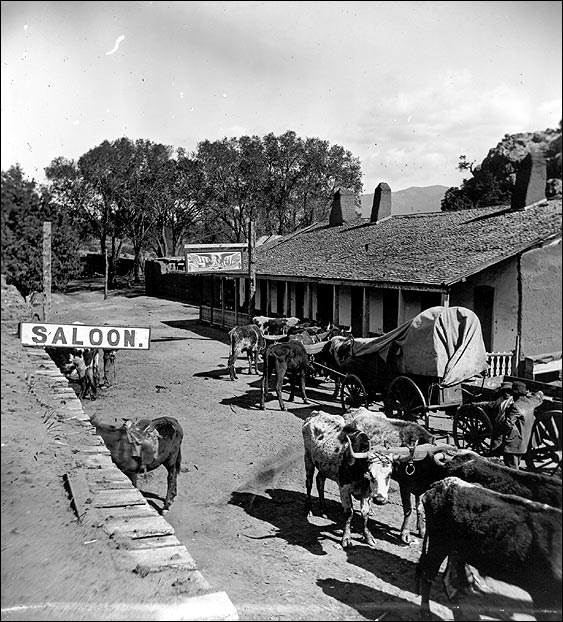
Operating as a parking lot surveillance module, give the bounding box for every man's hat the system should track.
[500,381,513,391]
[512,381,527,396]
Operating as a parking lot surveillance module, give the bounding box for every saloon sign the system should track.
[184,243,246,274]
[20,322,151,350]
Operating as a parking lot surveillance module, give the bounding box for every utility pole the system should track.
[247,219,256,318]
[42,222,51,321]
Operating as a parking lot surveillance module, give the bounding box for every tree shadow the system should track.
[161,319,230,344]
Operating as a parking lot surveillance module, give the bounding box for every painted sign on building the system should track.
[20,322,151,350]
[184,243,247,274]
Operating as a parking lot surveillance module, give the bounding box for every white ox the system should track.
[251,315,300,335]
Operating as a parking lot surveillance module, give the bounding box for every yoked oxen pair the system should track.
[302,409,448,548]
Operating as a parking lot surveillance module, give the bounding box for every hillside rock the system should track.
[477,127,562,197]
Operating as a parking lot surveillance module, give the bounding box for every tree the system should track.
[442,124,562,211]
[197,136,266,242]
[1,165,82,297]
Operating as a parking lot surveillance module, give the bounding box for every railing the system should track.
[199,306,250,330]
[486,351,514,377]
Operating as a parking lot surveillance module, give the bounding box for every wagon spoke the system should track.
[453,405,493,455]
[525,410,562,475]
[384,376,427,423]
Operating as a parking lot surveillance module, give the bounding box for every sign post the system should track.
[247,219,256,317]
[43,222,51,321]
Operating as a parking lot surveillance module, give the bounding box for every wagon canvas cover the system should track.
[350,306,489,387]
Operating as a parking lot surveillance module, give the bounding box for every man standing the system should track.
[502,381,544,469]
[474,381,514,454]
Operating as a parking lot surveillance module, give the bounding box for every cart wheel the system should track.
[384,376,427,422]
[341,374,368,412]
[525,410,562,476]
[453,405,492,455]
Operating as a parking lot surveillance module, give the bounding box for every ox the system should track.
[302,409,439,548]
[252,315,300,335]
[66,347,102,400]
[417,477,562,621]
[90,413,183,512]
[260,340,312,410]
[228,324,265,381]
[315,335,355,397]
[393,447,563,544]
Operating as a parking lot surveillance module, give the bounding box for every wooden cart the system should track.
[306,306,490,428]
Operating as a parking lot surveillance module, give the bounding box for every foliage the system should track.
[1,165,82,297]
[442,124,562,211]
[5,131,363,288]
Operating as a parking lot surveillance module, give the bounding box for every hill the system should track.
[360,185,448,217]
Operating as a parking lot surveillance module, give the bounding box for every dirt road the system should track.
[3,280,538,621]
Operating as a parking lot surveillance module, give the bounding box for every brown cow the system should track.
[228,324,265,381]
[260,340,312,410]
[90,413,183,512]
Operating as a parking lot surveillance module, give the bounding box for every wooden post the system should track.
[104,248,109,300]
[42,222,51,321]
[247,219,256,317]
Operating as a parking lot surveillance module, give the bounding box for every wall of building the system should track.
[144,260,202,304]
[520,238,562,358]
[450,258,519,353]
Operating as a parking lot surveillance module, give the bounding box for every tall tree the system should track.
[197,136,266,242]
[1,165,82,297]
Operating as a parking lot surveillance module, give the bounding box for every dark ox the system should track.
[260,340,312,411]
[417,477,562,621]
[90,413,183,512]
[228,324,265,381]
[392,447,563,544]
[302,409,439,548]
[315,335,354,397]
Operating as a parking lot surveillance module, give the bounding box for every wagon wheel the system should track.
[341,374,369,412]
[453,405,493,455]
[384,376,427,422]
[524,410,562,476]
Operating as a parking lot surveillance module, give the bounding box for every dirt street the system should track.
[2,280,539,621]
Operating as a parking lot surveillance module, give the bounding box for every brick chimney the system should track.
[329,188,361,226]
[511,145,547,210]
[370,182,392,222]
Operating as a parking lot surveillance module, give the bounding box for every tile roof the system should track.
[255,199,562,287]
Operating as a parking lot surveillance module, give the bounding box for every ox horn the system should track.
[429,444,458,465]
[346,435,370,460]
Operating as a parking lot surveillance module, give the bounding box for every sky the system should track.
[2,1,562,193]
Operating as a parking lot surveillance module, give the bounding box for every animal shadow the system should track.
[317,577,419,621]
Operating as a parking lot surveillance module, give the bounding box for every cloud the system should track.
[105,35,125,56]
[346,69,561,190]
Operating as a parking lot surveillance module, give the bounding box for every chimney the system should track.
[370,182,392,222]
[329,188,361,226]
[511,145,547,210]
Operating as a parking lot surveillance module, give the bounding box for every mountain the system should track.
[360,185,449,218]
